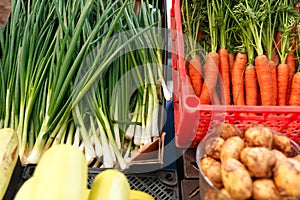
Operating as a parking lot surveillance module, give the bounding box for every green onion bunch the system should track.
[0,0,169,169]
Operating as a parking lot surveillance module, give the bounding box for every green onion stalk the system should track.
[26,0,96,163]
[2,0,23,131]
[26,0,135,163]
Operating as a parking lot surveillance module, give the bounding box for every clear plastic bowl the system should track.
[196,130,300,200]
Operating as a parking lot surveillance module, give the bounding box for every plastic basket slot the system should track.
[209,120,223,127]
[232,120,246,125]
[200,111,211,117]
[197,122,210,131]
[226,112,235,116]
[265,121,280,128]
[197,128,209,134]
[199,118,211,123]
[288,120,300,126]
[129,176,175,200]
[128,176,145,190]
[285,124,300,143]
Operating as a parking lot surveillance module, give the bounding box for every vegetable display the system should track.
[198,123,300,199]
[181,0,300,106]
[0,0,169,169]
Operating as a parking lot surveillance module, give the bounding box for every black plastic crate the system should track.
[3,158,23,200]
[19,166,179,200]
[89,169,179,200]
[180,149,200,200]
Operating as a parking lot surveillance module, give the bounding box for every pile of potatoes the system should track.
[199,123,300,200]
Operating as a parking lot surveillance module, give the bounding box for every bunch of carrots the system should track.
[181,0,300,106]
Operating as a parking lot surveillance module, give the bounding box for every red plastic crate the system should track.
[170,0,300,148]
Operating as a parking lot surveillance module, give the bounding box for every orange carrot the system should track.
[288,72,300,106]
[275,31,282,51]
[231,52,247,105]
[229,53,235,74]
[218,48,231,105]
[244,64,258,106]
[228,53,235,103]
[197,30,204,42]
[200,52,220,104]
[269,60,277,105]
[286,52,296,102]
[187,56,203,97]
[277,63,289,106]
[271,49,280,66]
[255,55,273,106]
[212,89,220,105]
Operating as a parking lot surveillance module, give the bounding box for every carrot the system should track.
[255,55,273,106]
[288,72,300,106]
[229,53,235,74]
[286,52,296,102]
[271,49,280,66]
[274,0,298,105]
[275,31,282,51]
[218,48,231,105]
[231,52,247,105]
[228,53,235,103]
[244,64,258,106]
[269,60,277,105]
[200,52,220,104]
[187,56,203,97]
[197,30,204,42]
[277,63,289,106]
[199,0,220,104]
[211,89,220,105]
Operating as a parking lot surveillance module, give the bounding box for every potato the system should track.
[244,124,273,149]
[272,134,292,157]
[206,137,225,160]
[240,147,276,178]
[200,156,223,189]
[272,149,287,167]
[274,158,300,197]
[220,136,245,162]
[293,154,300,162]
[204,188,232,200]
[218,188,232,200]
[252,179,281,200]
[204,188,219,200]
[220,123,243,140]
[221,158,252,200]
[272,149,287,161]
[280,197,298,200]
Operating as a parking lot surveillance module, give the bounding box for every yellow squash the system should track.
[30,144,88,200]
[0,128,19,199]
[128,190,155,200]
[14,177,34,200]
[88,169,130,200]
